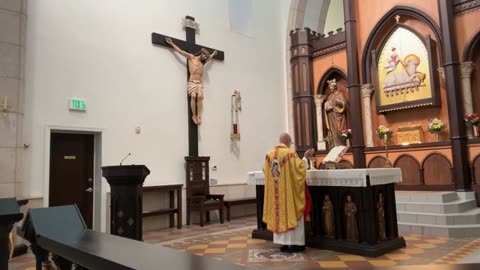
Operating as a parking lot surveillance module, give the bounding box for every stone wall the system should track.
[0,0,26,198]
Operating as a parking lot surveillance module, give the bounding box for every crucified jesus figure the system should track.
[166,37,217,125]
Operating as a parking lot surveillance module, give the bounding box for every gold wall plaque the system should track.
[397,125,423,144]
[64,155,77,160]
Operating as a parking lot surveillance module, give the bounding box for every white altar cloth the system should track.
[247,168,402,187]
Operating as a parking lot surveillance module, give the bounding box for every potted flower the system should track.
[376,125,393,168]
[376,125,393,141]
[427,118,446,141]
[465,113,480,137]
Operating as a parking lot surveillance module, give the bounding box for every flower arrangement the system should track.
[427,118,446,133]
[341,129,352,140]
[376,125,393,140]
[465,113,480,126]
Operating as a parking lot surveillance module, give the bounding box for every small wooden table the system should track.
[143,184,183,229]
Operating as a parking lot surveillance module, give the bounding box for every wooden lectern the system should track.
[102,165,150,241]
[0,198,23,270]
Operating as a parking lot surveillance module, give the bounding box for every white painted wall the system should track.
[23,0,289,230]
[324,0,344,33]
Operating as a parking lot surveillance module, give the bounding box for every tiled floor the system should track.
[162,229,480,269]
[8,216,480,269]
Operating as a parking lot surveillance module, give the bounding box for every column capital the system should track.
[461,61,475,78]
[314,95,327,107]
[361,84,374,98]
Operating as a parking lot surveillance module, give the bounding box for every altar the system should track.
[247,168,406,257]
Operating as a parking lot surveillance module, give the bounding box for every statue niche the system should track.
[316,71,349,151]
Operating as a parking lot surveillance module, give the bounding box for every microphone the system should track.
[120,153,131,166]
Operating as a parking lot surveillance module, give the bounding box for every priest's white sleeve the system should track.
[302,157,310,170]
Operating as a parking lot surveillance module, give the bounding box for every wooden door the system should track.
[49,133,94,228]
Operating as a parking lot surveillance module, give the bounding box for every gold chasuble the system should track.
[262,144,307,233]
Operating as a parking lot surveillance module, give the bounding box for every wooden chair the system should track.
[185,157,224,227]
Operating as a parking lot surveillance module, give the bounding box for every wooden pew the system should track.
[21,205,248,270]
[0,198,23,270]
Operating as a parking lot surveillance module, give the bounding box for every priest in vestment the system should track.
[262,132,312,253]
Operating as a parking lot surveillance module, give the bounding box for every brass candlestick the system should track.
[384,136,392,168]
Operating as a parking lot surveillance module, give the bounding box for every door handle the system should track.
[85,187,93,193]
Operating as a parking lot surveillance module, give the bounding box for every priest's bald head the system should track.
[279,132,293,147]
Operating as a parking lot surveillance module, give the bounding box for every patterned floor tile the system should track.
[318,261,348,268]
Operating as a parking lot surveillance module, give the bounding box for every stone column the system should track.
[0,1,27,198]
[438,0,471,191]
[361,84,375,147]
[314,95,327,150]
[461,61,475,137]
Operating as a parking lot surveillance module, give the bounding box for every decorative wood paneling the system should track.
[422,153,452,185]
[394,155,421,185]
[302,63,307,92]
[311,29,346,57]
[304,103,311,145]
[291,29,316,154]
[472,155,480,184]
[294,64,299,94]
[368,156,387,168]
[296,103,302,146]
[454,0,480,15]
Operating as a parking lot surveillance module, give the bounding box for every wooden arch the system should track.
[368,156,387,168]
[361,5,443,84]
[422,153,452,186]
[316,67,347,95]
[463,29,480,62]
[394,154,421,185]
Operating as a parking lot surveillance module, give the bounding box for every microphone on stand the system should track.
[120,153,131,166]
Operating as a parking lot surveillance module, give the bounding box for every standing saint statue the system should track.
[324,79,347,148]
[377,193,386,241]
[165,37,217,125]
[344,195,358,241]
[322,195,335,239]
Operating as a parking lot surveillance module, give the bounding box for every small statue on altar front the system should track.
[377,193,386,241]
[322,195,335,239]
[344,195,358,241]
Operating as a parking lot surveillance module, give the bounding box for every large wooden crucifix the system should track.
[151,16,224,157]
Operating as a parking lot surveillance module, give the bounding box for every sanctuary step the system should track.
[396,191,480,237]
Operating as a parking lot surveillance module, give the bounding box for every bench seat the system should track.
[223,197,256,221]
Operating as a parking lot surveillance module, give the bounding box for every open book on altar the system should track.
[322,146,349,164]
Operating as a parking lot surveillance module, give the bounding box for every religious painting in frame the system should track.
[373,26,439,113]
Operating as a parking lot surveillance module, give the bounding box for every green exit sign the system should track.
[69,99,86,111]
